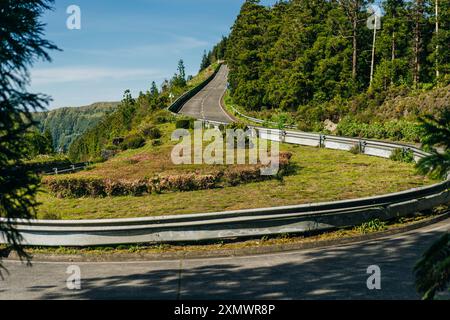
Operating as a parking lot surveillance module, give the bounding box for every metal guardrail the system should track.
[1,71,449,247]
[43,162,90,175]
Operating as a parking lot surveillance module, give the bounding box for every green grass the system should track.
[37,143,437,220]
[187,62,220,88]
[48,122,270,180]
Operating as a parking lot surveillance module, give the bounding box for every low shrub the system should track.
[336,117,423,142]
[41,212,61,220]
[142,126,162,140]
[24,155,72,173]
[120,135,146,151]
[355,219,387,234]
[349,144,362,155]
[226,121,249,131]
[390,148,415,163]
[151,139,162,146]
[176,118,194,129]
[154,110,175,124]
[43,152,294,198]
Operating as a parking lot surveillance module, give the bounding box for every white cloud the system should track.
[31,67,165,85]
[69,36,209,58]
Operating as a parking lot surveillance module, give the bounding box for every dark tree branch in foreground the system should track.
[0,0,59,272]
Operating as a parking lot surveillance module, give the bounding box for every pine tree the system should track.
[178,59,186,81]
[0,0,59,268]
[200,50,210,71]
[337,0,368,80]
[150,81,159,97]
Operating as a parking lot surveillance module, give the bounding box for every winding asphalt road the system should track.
[178,64,234,124]
[1,218,449,299]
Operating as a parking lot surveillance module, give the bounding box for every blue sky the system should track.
[30,0,277,109]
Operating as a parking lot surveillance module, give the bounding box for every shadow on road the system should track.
[32,226,445,300]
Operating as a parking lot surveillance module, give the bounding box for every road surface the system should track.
[179,65,234,124]
[1,218,449,300]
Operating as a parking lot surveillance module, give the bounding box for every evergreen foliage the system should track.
[225,0,449,112]
[0,0,59,265]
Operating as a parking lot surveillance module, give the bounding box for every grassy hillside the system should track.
[33,102,119,152]
[37,142,435,220]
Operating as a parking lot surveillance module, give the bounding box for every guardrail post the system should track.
[71,164,75,172]
[359,140,367,153]
[280,130,287,143]
[53,168,58,175]
[319,135,326,148]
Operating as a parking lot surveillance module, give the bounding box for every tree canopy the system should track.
[225,0,449,112]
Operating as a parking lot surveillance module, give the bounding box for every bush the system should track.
[120,135,146,151]
[226,121,248,131]
[152,139,162,147]
[24,155,72,173]
[349,144,362,155]
[355,219,387,234]
[390,148,415,163]
[176,118,194,129]
[337,117,422,142]
[153,110,175,124]
[142,126,162,139]
[44,153,294,198]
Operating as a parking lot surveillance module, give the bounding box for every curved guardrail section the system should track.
[43,162,90,175]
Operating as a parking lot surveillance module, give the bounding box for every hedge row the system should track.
[44,152,293,198]
[336,117,423,142]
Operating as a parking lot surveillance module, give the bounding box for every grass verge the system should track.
[14,211,447,258]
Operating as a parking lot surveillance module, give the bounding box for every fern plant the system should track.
[414,233,450,300]
[416,108,450,180]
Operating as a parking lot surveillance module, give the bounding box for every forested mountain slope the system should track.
[226,0,449,112]
[33,102,119,152]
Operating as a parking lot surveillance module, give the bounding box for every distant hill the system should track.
[34,102,119,152]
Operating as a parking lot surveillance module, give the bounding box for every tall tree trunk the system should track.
[413,0,423,88]
[392,31,396,62]
[435,0,440,80]
[370,24,377,85]
[352,16,358,79]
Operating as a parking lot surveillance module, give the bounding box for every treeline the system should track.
[200,36,228,71]
[68,60,190,162]
[68,89,168,162]
[225,0,449,112]
[33,102,119,152]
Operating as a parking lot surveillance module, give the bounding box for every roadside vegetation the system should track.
[37,142,436,220]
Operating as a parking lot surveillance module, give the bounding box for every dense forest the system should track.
[224,0,449,129]
[33,102,119,152]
